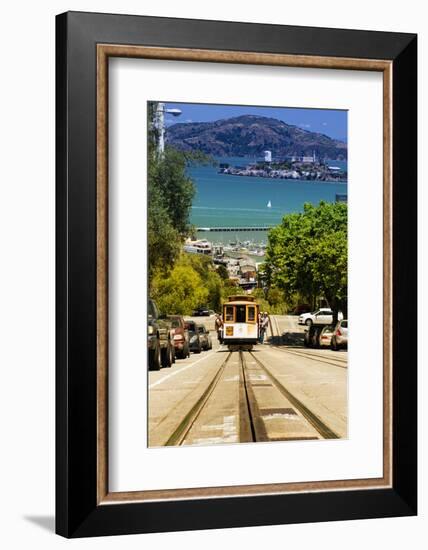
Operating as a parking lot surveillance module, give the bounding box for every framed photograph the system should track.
[56,11,417,538]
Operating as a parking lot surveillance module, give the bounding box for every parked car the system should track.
[331,319,348,350]
[192,308,215,317]
[298,308,343,326]
[304,324,330,348]
[318,325,335,348]
[148,299,174,370]
[185,320,202,353]
[167,315,190,359]
[197,324,212,351]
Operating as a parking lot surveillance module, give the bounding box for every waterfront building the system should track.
[264,150,272,163]
[302,151,317,163]
[183,238,213,255]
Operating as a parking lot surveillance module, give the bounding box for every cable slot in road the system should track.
[271,346,347,369]
[248,351,340,440]
[164,351,232,446]
[269,315,347,369]
[162,346,340,446]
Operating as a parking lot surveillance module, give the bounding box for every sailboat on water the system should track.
[267,200,272,208]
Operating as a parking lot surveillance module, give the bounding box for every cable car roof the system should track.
[224,295,256,303]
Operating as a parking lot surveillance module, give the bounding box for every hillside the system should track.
[165,114,347,160]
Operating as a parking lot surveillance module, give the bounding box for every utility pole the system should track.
[155,103,182,154]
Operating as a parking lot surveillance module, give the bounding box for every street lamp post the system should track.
[155,103,182,154]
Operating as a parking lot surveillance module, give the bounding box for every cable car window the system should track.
[236,305,246,323]
[225,306,234,322]
[247,306,255,322]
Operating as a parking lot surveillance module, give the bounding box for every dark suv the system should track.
[148,299,174,370]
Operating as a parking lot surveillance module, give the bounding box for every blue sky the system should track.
[164,102,347,142]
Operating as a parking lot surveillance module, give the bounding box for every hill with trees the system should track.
[166,114,347,160]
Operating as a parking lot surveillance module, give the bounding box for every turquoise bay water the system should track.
[188,157,347,245]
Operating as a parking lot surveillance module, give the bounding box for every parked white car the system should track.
[331,319,348,350]
[298,308,343,326]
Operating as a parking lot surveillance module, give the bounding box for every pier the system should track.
[197,226,273,232]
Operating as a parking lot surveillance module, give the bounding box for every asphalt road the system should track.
[148,315,347,447]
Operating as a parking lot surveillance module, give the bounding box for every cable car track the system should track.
[269,314,281,339]
[289,348,347,364]
[165,351,232,446]
[247,351,339,439]
[238,351,269,442]
[269,315,347,369]
[164,348,339,446]
[271,346,347,369]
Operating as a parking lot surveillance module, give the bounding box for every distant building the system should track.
[183,238,212,255]
[240,262,257,281]
[263,150,272,163]
[302,150,317,163]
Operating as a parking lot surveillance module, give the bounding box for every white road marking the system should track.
[249,374,267,381]
[201,424,224,431]
[190,435,238,445]
[192,416,238,445]
[198,415,238,442]
[149,352,218,389]
[263,413,299,421]
[223,415,237,437]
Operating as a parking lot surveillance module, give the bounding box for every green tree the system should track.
[216,264,229,281]
[180,253,224,312]
[150,147,196,236]
[147,101,159,157]
[148,182,181,278]
[221,282,246,301]
[151,263,209,315]
[147,101,214,284]
[267,287,285,310]
[204,270,223,312]
[251,288,271,314]
[148,146,195,280]
[151,253,227,314]
[263,201,347,323]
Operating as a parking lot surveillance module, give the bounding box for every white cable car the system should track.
[222,295,260,350]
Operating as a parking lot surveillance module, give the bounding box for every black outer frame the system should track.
[56,11,417,538]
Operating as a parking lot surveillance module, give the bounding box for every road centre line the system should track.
[149,351,220,389]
